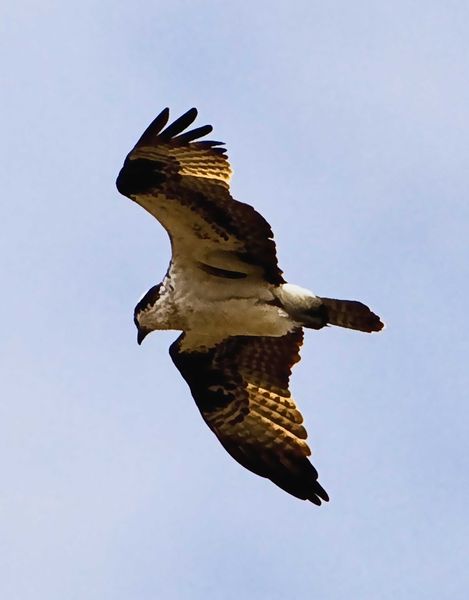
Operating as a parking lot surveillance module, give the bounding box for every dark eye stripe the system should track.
[134,283,162,317]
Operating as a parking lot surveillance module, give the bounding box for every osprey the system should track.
[116,108,383,505]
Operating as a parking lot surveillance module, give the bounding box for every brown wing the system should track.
[170,329,329,505]
[116,107,284,285]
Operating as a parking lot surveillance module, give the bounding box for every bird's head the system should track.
[133,283,162,345]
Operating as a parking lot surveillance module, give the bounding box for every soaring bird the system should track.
[116,108,383,505]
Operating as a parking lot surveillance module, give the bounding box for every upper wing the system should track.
[116,107,284,285]
[170,329,329,505]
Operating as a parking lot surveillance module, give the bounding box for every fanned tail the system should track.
[320,297,384,333]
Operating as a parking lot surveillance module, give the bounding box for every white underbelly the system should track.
[182,296,292,337]
[158,264,296,349]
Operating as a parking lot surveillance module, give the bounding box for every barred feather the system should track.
[320,298,384,333]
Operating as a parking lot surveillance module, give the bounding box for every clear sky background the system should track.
[1,1,468,598]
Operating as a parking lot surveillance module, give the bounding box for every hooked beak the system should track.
[137,327,150,345]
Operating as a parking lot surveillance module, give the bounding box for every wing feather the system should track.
[135,107,170,145]
[169,330,329,505]
[173,124,214,144]
[157,107,199,140]
[116,107,284,285]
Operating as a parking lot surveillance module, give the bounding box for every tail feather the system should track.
[320,297,384,333]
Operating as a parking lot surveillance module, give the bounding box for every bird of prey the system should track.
[116,107,383,505]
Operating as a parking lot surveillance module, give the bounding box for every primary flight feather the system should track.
[116,107,383,505]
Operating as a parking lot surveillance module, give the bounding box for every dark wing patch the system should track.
[196,261,248,279]
[169,330,329,505]
[116,107,284,285]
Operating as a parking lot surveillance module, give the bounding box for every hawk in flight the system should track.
[116,108,383,505]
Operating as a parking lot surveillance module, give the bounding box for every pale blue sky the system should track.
[1,2,468,598]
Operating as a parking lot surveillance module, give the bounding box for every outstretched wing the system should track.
[116,107,284,285]
[170,329,329,505]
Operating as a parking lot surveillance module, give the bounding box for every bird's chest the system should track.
[171,288,291,339]
[165,264,292,338]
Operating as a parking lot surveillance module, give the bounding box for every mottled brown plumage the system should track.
[170,329,329,505]
[116,107,284,286]
[116,108,384,505]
